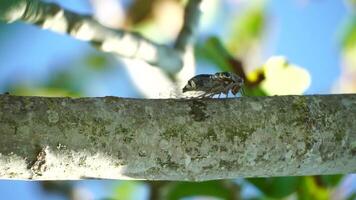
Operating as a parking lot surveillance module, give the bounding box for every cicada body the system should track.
[182,72,244,98]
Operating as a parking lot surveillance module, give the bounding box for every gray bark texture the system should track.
[0,94,355,181]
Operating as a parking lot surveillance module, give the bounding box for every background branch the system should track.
[174,0,203,53]
[0,0,183,73]
[0,94,355,181]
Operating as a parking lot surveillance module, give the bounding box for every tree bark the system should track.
[0,94,355,181]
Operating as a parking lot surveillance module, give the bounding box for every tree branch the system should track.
[174,0,203,53]
[0,94,355,181]
[0,0,182,73]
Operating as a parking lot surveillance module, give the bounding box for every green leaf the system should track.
[85,54,110,72]
[45,71,84,95]
[113,181,141,200]
[247,177,301,198]
[347,192,356,200]
[227,2,266,56]
[165,181,233,200]
[319,175,344,188]
[243,86,267,97]
[339,15,356,51]
[9,85,80,97]
[297,177,330,200]
[195,36,232,72]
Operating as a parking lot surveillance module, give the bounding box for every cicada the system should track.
[182,72,245,98]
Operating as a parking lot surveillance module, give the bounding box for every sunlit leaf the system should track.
[339,16,356,51]
[260,56,311,95]
[247,177,301,198]
[339,15,356,68]
[297,177,330,200]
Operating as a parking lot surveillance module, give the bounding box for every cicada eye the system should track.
[222,72,231,77]
[188,80,196,88]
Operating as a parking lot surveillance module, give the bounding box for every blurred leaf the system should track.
[126,0,157,25]
[40,181,72,198]
[297,177,330,200]
[114,181,141,200]
[227,2,266,56]
[345,0,356,11]
[260,56,311,95]
[85,54,110,72]
[46,71,83,96]
[319,175,344,188]
[165,181,233,200]
[340,15,356,51]
[243,85,267,97]
[195,36,231,72]
[247,177,301,198]
[347,192,356,200]
[195,37,246,78]
[339,15,356,68]
[9,85,80,97]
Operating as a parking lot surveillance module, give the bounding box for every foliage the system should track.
[340,16,356,51]
[227,1,266,57]
[164,181,235,200]
[248,177,301,198]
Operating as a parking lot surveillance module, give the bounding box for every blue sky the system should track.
[268,0,347,93]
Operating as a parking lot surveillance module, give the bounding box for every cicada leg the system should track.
[224,83,235,98]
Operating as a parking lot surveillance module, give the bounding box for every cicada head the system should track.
[182,80,196,93]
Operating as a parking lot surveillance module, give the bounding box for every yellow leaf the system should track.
[260,56,311,95]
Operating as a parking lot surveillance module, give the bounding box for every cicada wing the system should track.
[240,86,245,96]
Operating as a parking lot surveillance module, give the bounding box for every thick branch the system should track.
[0,0,182,73]
[174,0,203,52]
[0,94,355,181]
